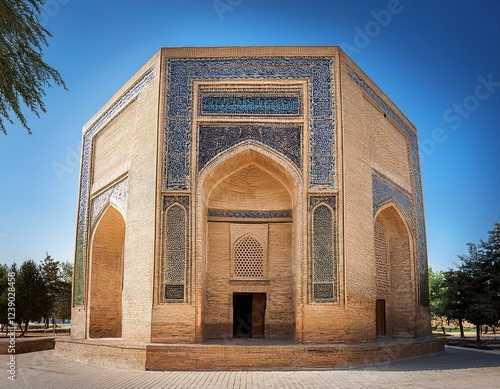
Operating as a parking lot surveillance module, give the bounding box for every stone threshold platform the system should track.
[56,337,444,371]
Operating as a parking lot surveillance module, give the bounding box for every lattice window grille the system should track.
[234,236,265,279]
[312,204,336,301]
[164,204,187,301]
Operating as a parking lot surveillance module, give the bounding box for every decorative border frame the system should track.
[164,57,336,191]
[199,88,303,117]
[207,209,292,219]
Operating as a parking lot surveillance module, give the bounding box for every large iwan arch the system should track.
[197,143,303,341]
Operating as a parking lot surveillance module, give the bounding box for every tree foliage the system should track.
[14,259,49,336]
[0,256,73,335]
[428,267,448,333]
[0,264,9,327]
[50,259,72,323]
[432,223,500,342]
[41,252,58,326]
[0,0,67,135]
[428,267,446,319]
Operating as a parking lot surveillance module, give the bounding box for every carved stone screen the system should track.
[164,204,187,300]
[233,236,265,279]
[311,203,336,302]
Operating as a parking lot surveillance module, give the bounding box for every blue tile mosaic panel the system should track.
[164,195,190,211]
[349,71,429,305]
[201,95,300,116]
[198,125,301,171]
[90,178,129,229]
[164,57,335,190]
[372,173,413,230]
[73,70,154,307]
[207,209,292,219]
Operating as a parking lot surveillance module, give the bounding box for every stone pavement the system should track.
[1,346,499,389]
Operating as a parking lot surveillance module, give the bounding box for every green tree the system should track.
[428,267,447,333]
[450,236,500,342]
[0,0,67,135]
[0,264,9,330]
[40,252,59,327]
[53,261,72,323]
[442,268,470,338]
[478,222,500,329]
[15,259,49,336]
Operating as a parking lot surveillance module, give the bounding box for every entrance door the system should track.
[233,293,266,338]
[376,299,386,336]
[252,293,266,337]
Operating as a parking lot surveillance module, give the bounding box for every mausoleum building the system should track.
[65,47,442,370]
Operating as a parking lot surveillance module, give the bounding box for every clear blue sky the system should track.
[1,0,499,272]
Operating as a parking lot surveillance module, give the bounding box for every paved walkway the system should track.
[1,346,499,388]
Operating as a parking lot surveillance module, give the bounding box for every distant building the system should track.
[67,47,441,369]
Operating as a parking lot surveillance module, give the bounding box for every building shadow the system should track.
[352,346,500,372]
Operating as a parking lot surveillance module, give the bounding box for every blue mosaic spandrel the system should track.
[198,125,302,171]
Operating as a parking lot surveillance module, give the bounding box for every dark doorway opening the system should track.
[376,299,386,336]
[233,293,266,338]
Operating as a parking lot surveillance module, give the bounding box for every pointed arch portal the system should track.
[88,205,125,338]
[374,204,416,338]
[198,144,301,340]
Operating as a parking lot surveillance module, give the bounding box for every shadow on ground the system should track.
[353,346,500,372]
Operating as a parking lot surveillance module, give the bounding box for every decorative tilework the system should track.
[309,195,336,210]
[349,71,429,305]
[208,209,292,219]
[309,196,337,303]
[198,125,301,171]
[90,178,129,229]
[73,70,154,307]
[163,195,190,211]
[201,95,301,116]
[314,284,335,301]
[372,173,412,230]
[164,204,187,301]
[164,57,335,190]
[163,195,190,302]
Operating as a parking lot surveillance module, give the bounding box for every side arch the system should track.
[87,203,125,338]
[374,201,416,338]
